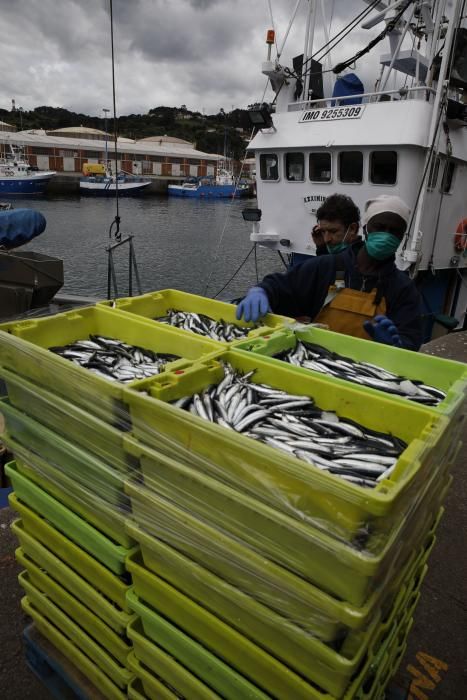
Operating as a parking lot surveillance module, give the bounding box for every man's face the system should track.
[317,218,359,246]
[366,213,406,239]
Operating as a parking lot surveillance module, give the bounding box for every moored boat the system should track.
[243,0,467,331]
[79,170,152,196]
[0,143,55,195]
[168,163,250,198]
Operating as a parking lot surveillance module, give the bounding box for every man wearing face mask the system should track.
[236,193,423,350]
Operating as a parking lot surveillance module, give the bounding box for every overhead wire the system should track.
[212,245,257,299]
[203,76,269,298]
[332,0,414,75]
[297,0,382,82]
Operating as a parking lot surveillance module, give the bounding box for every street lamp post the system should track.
[102,108,110,171]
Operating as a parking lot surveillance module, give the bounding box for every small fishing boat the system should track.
[79,169,152,196]
[168,162,250,198]
[0,143,55,195]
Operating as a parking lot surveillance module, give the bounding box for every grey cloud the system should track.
[0,0,385,115]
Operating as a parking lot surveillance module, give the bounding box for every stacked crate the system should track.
[1,291,465,699]
[0,303,230,700]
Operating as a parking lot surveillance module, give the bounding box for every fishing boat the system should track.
[244,0,467,332]
[167,161,250,198]
[0,143,55,195]
[79,169,152,196]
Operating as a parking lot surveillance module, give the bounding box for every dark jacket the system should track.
[260,242,423,350]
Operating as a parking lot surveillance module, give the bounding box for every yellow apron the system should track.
[314,286,387,340]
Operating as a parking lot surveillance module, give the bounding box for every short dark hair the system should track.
[316,194,360,228]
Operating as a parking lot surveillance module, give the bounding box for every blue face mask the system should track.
[326,241,349,254]
[326,226,351,254]
[365,232,401,260]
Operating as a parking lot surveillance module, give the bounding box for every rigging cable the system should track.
[212,245,257,299]
[297,0,382,81]
[109,0,121,241]
[426,0,467,270]
[203,76,270,298]
[332,0,414,75]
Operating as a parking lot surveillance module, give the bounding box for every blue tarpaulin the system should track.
[0,209,46,250]
[332,73,364,105]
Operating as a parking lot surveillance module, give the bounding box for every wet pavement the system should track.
[0,332,466,699]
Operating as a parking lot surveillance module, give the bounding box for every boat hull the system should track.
[0,173,55,195]
[168,183,250,198]
[79,180,151,196]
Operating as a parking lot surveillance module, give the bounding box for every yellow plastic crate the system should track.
[126,551,322,698]
[15,542,134,635]
[125,536,433,699]
[20,576,133,688]
[125,501,440,648]
[127,622,220,700]
[0,305,221,425]
[99,288,290,343]
[128,675,177,700]
[0,366,129,471]
[14,450,130,547]
[6,463,137,574]
[126,564,428,700]
[125,427,450,607]
[17,562,132,666]
[10,499,132,615]
[1,401,127,509]
[127,654,185,700]
[234,325,467,422]
[124,350,453,545]
[21,597,127,700]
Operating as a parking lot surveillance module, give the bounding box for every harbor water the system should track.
[17,194,283,301]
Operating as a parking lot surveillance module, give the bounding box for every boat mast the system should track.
[303,0,318,103]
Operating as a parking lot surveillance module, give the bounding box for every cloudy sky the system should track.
[0,0,388,117]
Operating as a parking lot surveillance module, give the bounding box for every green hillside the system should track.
[0,105,253,160]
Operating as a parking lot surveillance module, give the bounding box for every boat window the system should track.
[370,151,397,185]
[285,153,304,181]
[260,153,279,181]
[441,160,456,193]
[309,152,331,182]
[339,151,363,183]
[427,155,440,190]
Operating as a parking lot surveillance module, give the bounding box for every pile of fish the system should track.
[49,335,180,383]
[155,309,254,342]
[172,363,406,488]
[277,341,446,406]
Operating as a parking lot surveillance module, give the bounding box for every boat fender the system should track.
[454,218,467,252]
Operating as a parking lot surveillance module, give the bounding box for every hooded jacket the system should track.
[259,242,423,351]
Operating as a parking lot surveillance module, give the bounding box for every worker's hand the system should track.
[236,287,271,323]
[311,224,325,248]
[363,315,403,347]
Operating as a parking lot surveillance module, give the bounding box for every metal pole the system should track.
[380,4,416,93]
[128,243,133,297]
[103,108,110,169]
[303,0,317,102]
[130,239,142,295]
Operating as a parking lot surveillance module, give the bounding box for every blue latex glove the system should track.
[363,315,402,347]
[236,287,271,323]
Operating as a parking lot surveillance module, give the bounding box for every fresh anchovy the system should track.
[278,341,446,406]
[49,335,180,383]
[155,309,257,342]
[170,362,407,489]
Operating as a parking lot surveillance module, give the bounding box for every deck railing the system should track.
[288,86,437,112]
